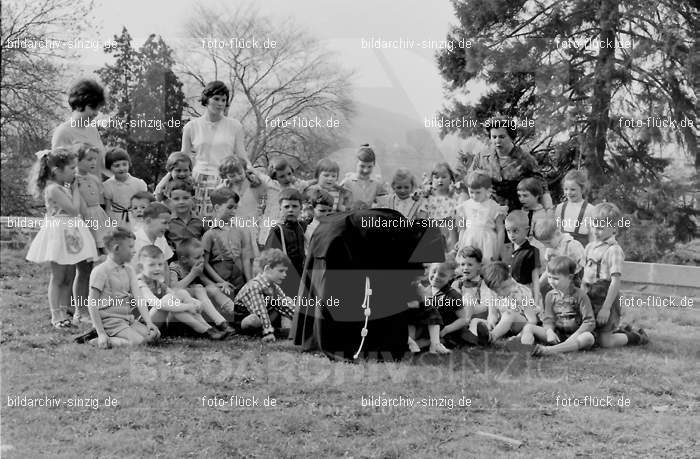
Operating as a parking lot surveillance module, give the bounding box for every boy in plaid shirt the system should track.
[234,249,296,342]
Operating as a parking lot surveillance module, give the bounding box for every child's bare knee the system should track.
[578,332,594,349]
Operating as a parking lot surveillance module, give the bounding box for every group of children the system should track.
[25,139,648,354]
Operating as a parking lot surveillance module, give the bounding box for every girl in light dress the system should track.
[423,162,459,250]
[554,169,595,246]
[26,148,98,329]
[456,171,506,262]
[73,143,113,324]
[74,143,112,251]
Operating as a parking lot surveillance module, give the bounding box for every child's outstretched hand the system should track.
[545,329,560,344]
[596,308,610,326]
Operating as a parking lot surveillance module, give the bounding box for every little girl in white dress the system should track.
[26,148,98,329]
[456,171,506,262]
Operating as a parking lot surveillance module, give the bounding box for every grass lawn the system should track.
[1,247,698,458]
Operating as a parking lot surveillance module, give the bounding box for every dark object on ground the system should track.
[73,327,98,344]
[292,209,445,361]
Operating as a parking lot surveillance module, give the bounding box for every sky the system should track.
[78,0,462,120]
[66,0,493,173]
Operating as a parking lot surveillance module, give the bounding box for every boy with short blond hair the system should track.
[583,203,647,347]
[505,210,542,306]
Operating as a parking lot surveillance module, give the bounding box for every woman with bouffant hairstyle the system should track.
[181,80,251,216]
[52,79,108,179]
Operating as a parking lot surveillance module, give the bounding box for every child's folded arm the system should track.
[137,277,190,313]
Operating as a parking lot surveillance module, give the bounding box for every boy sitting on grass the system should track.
[88,228,160,348]
[452,246,491,346]
[137,245,228,340]
[168,238,236,336]
[234,249,296,342]
[520,256,595,355]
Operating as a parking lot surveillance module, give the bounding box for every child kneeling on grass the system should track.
[234,249,296,342]
[88,228,160,348]
[520,256,595,355]
[137,245,228,340]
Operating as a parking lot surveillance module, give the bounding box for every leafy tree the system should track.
[96,29,185,185]
[1,0,94,215]
[180,4,354,172]
[437,0,698,259]
[437,0,697,182]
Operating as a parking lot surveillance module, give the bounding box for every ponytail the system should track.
[27,148,76,200]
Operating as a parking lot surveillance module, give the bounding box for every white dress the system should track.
[26,183,98,265]
[455,198,506,262]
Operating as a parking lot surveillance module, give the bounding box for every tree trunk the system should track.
[585,0,620,187]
